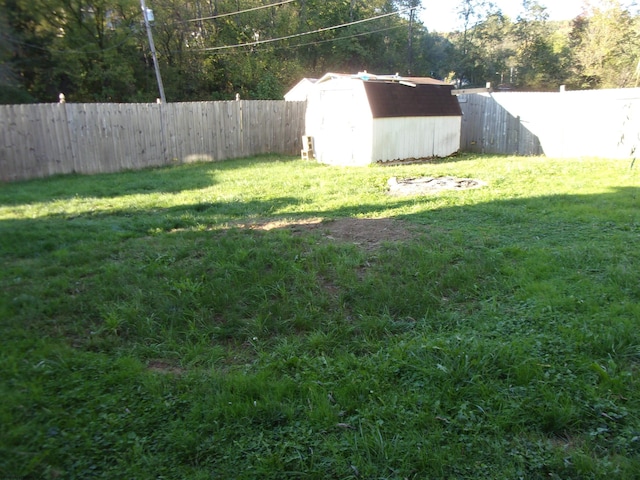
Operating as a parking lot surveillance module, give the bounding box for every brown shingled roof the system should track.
[363,81,462,118]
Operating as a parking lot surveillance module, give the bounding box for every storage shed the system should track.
[304,72,462,165]
[284,78,317,101]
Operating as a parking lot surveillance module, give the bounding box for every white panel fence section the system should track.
[458,88,640,159]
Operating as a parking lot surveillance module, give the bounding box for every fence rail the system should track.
[0,100,306,182]
[459,88,640,158]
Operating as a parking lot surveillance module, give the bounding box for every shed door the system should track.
[318,89,357,164]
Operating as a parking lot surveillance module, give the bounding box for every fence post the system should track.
[239,100,245,156]
[57,94,78,174]
[158,101,169,164]
[515,115,520,155]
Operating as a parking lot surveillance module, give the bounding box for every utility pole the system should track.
[140,0,166,104]
[407,6,415,75]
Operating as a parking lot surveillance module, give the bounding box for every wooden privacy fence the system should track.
[459,88,640,158]
[0,100,306,182]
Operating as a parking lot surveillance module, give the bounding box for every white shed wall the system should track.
[371,116,461,162]
[305,79,373,166]
[284,78,316,101]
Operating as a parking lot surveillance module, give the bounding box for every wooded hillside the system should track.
[1,0,638,103]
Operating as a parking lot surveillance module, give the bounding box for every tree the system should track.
[414,31,455,80]
[0,0,56,102]
[0,7,34,102]
[570,0,640,88]
[472,12,514,87]
[393,0,422,74]
[511,0,567,89]
[448,0,501,86]
[3,0,636,103]
[0,0,151,102]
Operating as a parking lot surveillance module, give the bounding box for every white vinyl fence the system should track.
[458,87,640,158]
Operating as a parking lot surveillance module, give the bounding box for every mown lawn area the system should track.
[1,154,639,479]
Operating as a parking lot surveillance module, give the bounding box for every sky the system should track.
[418,0,587,32]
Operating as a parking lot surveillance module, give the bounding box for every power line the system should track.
[2,6,412,58]
[278,24,406,50]
[187,7,413,52]
[185,24,406,55]
[183,0,295,23]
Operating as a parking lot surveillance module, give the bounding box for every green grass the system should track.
[1,153,639,479]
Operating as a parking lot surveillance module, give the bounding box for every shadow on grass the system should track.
[0,164,217,205]
[2,184,639,373]
[1,183,638,256]
[0,196,308,259]
[0,155,299,205]
[2,178,640,479]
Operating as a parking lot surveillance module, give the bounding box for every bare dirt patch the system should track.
[147,359,185,375]
[387,176,487,196]
[241,217,418,252]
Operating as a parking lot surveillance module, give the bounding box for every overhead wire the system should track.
[182,0,296,23]
[290,25,404,48]
[187,24,407,55]
[3,4,415,58]
[273,24,406,50]
[187,6,414,52]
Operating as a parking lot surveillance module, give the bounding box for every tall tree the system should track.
[0,7,31,102]
[393,0,422,74]
[511,0,564,89]
[2,0,637,103]
[473,12,514,87]
[448,0,501,86]
[0,0,56,101]
[0,0,150,102]
[570,0,640,88]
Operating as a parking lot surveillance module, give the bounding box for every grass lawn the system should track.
[1,154,639,479]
